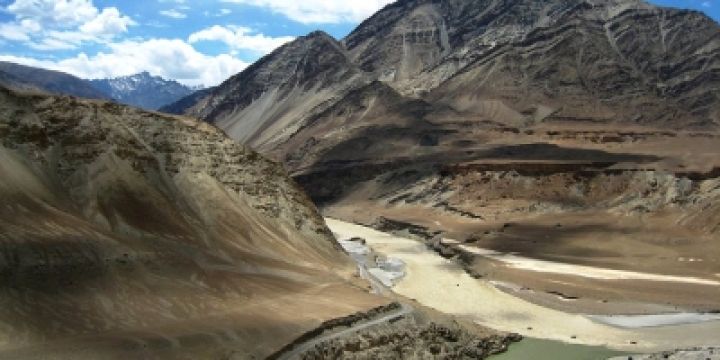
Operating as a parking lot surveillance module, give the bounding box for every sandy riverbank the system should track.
[326,218,720,352]
[446,240,720,286]
[325,203,720,313]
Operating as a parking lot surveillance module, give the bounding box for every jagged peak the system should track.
[292,30,347,55]
[304,30,337,41]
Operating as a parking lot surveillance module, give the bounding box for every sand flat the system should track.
[453,243,720,286]
[589,313,720,328]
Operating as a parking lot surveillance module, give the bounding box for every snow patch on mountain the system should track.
[90,72,201,110]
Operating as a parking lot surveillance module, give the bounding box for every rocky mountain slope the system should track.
[166,0,719,151]
[164,0,720,311]
[166,31,364,151]
[159,86,214,115]
[0,61,110,100]
[90,72,199,110]
[0,85,394,359]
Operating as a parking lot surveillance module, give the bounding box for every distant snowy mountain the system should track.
[90,72,199,110]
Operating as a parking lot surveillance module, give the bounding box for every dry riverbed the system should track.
[326,218,720,353]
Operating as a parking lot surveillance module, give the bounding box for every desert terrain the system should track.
[0,0,718,357]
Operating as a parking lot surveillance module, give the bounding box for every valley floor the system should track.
[326,218,720,353]
[326,203,720,315]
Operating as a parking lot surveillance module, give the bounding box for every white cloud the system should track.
[28,36,79,50]
[189,25,294,54]
[80,8,135,36]
[219,0,395,24]
[0,38,248,86]
[702,1,711,7]
[7,0,99,26]
[0,22,33,42]
[159,9,187,19]
[1,0,135,49]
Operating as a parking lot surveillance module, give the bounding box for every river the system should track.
[326,217,720,353]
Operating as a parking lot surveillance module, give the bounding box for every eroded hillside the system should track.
[0,86,388,359]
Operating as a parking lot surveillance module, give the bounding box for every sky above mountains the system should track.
[0,0,717,86]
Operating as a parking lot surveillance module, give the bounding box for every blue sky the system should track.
[0,0,717,86]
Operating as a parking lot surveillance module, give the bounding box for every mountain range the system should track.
[2,0,720,358]
[0,62,198,110]
[163,0,720,323]
[165,0,719,156]
[90,72,200,110]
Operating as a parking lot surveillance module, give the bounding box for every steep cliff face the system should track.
[427,1,720,128]
[344,0,587,93]
[0,86,384,359]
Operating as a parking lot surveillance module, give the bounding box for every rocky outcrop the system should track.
[267,303,404,359]
[372,216,441,241]
[610,347,720,360]
[299,320,519,360]
[290,306,520,360]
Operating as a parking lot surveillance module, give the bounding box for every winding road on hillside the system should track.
[276,303,414,360]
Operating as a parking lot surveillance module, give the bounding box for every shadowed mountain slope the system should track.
[0,86,385,359]
[0,62,110,100]
[169,31,364,152]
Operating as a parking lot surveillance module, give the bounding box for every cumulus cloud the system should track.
[0,0,383,86]
[0,0,135,48]
[80,8,135,36]
[189,25,294,54]
[219,0,395,24]
[0,39,249,86]
[0,0,293,86]
[0,21,37,42]
[7,0,99,26]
